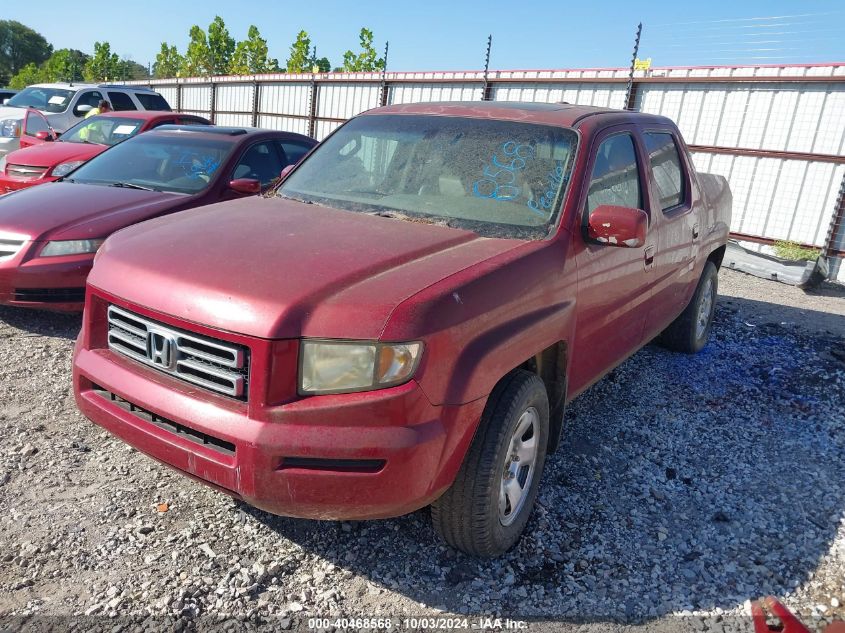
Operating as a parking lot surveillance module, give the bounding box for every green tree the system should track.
[41,49,89,82]
[286,30,312,73]
[229,26,278,75]
[207,16,235,75]
[182,25,212,76]
[153,43,182,78]
[314,57,331,73]
[117,59,149,81]
[0,20,52,86]
[342,28,385,72]
[8,62,43,89]
[83,41,120,82]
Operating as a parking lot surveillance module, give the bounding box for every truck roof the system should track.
[365,101,674,129]
[27,82,160,93]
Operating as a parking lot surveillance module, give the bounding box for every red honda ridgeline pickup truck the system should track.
[73,103,731,556]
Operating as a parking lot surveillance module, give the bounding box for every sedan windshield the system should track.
[61,117,145,146]
[278,114,578,239]
[67,134,233,194]
[7,87,74,113]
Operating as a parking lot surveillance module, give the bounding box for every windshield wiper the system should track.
[278,193,312,204]
[109,182,155,191]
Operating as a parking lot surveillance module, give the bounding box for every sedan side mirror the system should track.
[35,130,54,142]
[279,164,295,181]
[587,204,648,248]
[229,178,261,195]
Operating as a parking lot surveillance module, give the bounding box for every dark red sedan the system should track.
[0,125,316,310]
[0,110,212,193]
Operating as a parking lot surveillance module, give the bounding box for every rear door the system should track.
[569,126,656,394]
[640,127,701,339]
[107,91,137,111]
[19,108,54,149]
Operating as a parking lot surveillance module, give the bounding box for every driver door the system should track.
[19,109,55,149]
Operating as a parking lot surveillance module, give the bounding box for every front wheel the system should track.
[431,370,549,557]
[660,261,719,354]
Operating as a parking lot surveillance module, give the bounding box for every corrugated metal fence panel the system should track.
[315,120,343,141]
[388,83,482,104]
[317,83,380,119]
[491,83,627,108]
[216,83,254,115]
[638,83,845,154]
[259,83,312,117]
[156,85,178,108]
[215,113,253,127]
[180,85,212,113]
[257,114,310,136]
[692,152,845,247]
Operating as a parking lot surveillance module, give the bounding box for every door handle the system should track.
[644,246,655,268]
[692,224,700,239]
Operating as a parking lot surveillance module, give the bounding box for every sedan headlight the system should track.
[0,118,21,138]
[40,239,105,257]
[51,160,85,177]
[300,340,422,395]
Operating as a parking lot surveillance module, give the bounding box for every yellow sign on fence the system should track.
[634,57,652,71]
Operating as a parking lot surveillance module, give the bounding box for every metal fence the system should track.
[127,63,845,279]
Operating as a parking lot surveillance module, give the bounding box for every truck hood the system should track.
[0,107,25,122]
[4,141,103,168]
[0,181,187,241]
[90,196,525,339]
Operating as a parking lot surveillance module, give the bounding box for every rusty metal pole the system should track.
[624,23,642,111]
[379,41,390,107]
[482,35,493,101]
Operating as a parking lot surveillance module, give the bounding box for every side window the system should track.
[73,91,104,116]
[644,132,685,211]
[107,91,137,111]
[24,110,50,138]
[232,142,284,186]
[277,140,312,166]
[586,133,642,214]
[135,93,171,111]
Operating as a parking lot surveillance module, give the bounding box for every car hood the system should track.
[0,182,188,241]
[0,107,25,122]
[90,197,525,340]
[4,141,103,168]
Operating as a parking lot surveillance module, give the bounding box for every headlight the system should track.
[40,239,105,257]
[0,118,21,138]
[51,160,85,177]
[300,340,422,395]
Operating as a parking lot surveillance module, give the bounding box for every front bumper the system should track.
[0,137,21,159]
[0,246,92,311]
[73,295,484,520]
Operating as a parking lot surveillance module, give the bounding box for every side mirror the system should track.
[76,104,93,115]
[279,164,295,181]
[1,99,9,105]
[229,178,261,195]
[35,130,54,142]
[587,204,648,248]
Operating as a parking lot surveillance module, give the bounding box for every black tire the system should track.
[431,370,549,557]
[660,261,718,354]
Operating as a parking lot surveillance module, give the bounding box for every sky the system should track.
[5,0,845,72]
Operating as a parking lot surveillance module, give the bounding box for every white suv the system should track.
[0,83,172,158]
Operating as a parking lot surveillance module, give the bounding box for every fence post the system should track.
[481,35,493,101]
[251,80,260,127]
[823,171,845,261]
[175,80,182,113]
[379,41,390,107]
[209,80,217,124]
[308,76,319,138]
[624,23,642,111]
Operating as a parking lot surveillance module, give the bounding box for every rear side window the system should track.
[107,91,137,111]
[644,132,685,210]
[135,93,171,111]
[233,142,283,186]
[586,133,642,214]
[277,140,312,165]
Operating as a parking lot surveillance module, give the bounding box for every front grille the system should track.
[0,231,27,260]
[107,305,250,399]
[13,287,85,303]
[7,164,48,179]
[91,384,236,456]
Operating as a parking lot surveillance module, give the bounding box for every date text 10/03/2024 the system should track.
[307,617,529,630]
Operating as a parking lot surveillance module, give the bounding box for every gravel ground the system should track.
[0,268,843,633]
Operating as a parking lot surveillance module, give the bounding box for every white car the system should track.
[0,83,171,158]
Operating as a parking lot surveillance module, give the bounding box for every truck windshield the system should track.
[6,87,75,113]
[67,134,233,194]
[278,114,578,240]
